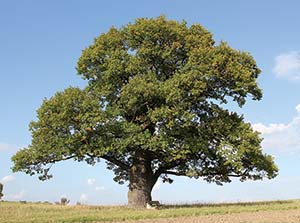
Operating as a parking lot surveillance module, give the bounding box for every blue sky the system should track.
[1,0,300,205]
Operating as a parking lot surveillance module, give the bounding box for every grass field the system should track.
[0,199,300,223]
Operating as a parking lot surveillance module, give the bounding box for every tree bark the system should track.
[127,151,155,208]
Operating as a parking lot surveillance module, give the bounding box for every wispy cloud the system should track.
[87,178,107,193]
[60,193,68,199]
[296,104,300,113]
[273,51,300,80]
[252,104,300,153]
[79,193,88,202]
[87,178,96,186]
[95,186,105,191]
[11,190,26,200]
[1,175,15,184]
[252,123,289,134]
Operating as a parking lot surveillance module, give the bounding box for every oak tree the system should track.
[12,16,278,207]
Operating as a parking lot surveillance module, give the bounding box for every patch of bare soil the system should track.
[114,209,300,223]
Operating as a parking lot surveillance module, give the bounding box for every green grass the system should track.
[0,199,299,223]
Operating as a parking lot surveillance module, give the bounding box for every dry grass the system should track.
[115,209,300,223]
[0,199,299,223]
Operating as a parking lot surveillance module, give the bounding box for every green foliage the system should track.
[12,16,278,188]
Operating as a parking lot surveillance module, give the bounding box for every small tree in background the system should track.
[0,183,3,200]
[60,197,70,206]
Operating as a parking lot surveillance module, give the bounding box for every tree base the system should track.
[128,188,151,208]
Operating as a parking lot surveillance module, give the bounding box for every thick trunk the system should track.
[128,185,152,207]
[127,151,155,208]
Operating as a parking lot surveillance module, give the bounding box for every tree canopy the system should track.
[12,16,278,207]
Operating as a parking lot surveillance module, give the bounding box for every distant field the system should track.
[1,200,300,223]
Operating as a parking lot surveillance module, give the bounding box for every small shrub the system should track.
[43,201,52,205]
[0,183,3,199]
[60,197,70,206]
[76,201,82,205]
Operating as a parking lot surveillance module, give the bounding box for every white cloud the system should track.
[273,51,300,80]
[296,104,300,114]
[87,178,107,193]
[79,193,88,202]
[252,104,300,153]
[252,123,289,134]
[95,186,105,191]
[87,178,96,186]
[1,175,15,184]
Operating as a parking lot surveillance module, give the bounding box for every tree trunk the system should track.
[127,151,155,208]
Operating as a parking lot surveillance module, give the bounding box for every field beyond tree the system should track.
[1,199,300,223]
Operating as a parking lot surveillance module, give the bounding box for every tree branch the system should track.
[153,159,183,180]
[101,154,130,170]
[161,171,248,179]
[41,154,77,164]
[208,169,249,178]
[162,170,186,176]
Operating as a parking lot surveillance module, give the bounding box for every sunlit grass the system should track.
[0,199,299,223]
